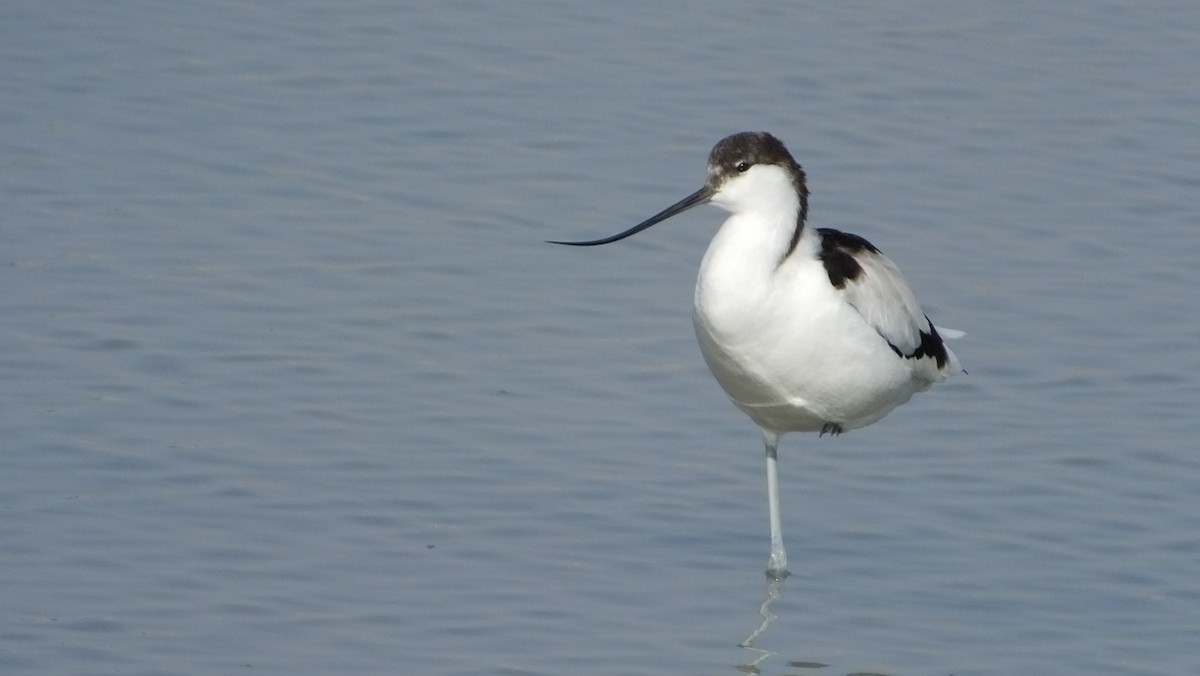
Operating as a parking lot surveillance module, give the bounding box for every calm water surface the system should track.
[3,2,1198,675]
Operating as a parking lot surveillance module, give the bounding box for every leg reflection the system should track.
[737,576,785,673]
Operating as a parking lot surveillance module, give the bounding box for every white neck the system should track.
[696,165,804,315]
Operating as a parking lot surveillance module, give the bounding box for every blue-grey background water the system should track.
[3,2,1198,674]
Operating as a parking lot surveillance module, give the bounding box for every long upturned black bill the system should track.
[548,185,714,246]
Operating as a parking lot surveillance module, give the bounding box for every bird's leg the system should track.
[763,430,789,578]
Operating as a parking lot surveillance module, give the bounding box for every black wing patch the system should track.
[885,317,949,370]
[817,228,880,289]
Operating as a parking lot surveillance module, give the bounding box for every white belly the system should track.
[692,243,920,435]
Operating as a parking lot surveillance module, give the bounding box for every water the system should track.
[3,2,1198,674]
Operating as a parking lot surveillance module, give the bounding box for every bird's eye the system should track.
[735,161,750,173]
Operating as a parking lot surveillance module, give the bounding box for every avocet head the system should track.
[550,131,808,247]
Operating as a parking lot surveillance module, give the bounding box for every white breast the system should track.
[692,224,923,434]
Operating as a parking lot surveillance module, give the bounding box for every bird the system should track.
[550,131,963,577]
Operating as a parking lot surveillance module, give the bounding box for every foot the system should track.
[766,548,789,579]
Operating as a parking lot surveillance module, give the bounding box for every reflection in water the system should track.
[737,577,785,674]
[736,577,890,676]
